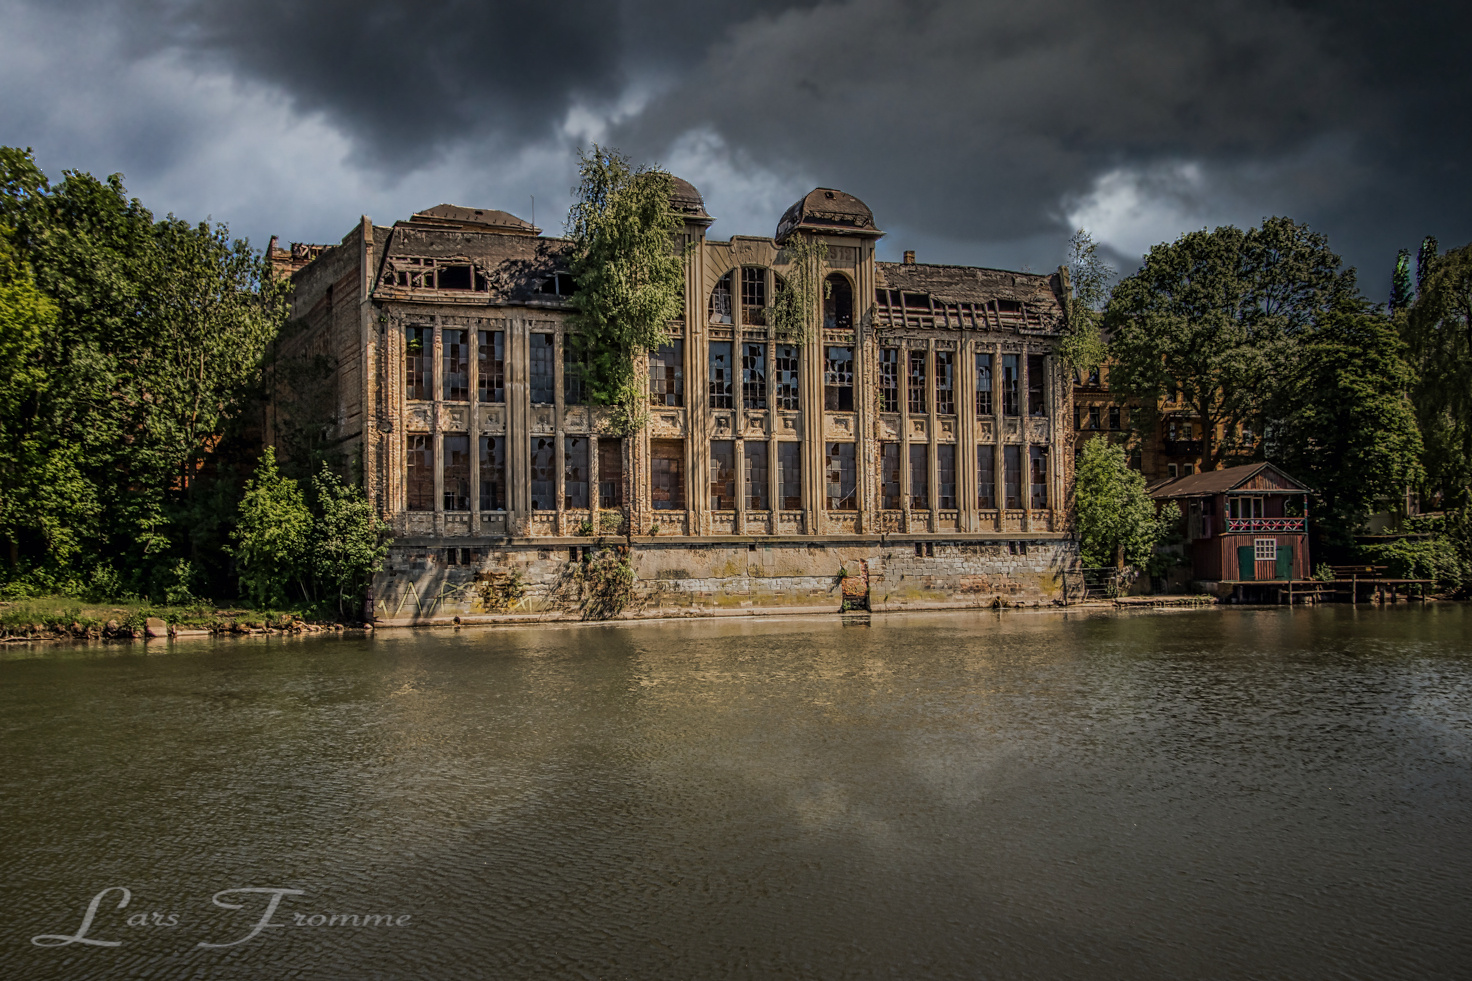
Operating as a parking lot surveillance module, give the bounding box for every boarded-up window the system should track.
[1030,446,1049,508]
[908,350,927,414]
[479,436,505,511]
[741,267,767,326]
[598,439,623,509]
[1004,445,1022,508]
[910,443,929,510]
[406,434,433,511]
[1002,355,1020,416]
[937,444,957,508]
[530,333,555,404]
[824,346,854,411]
[745,442,769,510]
[1028,354,1047,416]
[935,351,955,415]
[709,342,734,409]
[651,439,685,511]
[742,342,767,410]
[443,329,469,402]
[649,342,683,407]
[826,442,857,510]
[774,345,800,410]
[443,435,470,511]
[709,272,733,324]
[879,348,900,412]
[710,440,737,510]
[823,273,853,329]
[478,329,504,403]
[405,325,429,400]
[881,442,901,509]
[779,442,801,510]
[978,444,996,509]
[530,437,556,510]
[975,353,993,416]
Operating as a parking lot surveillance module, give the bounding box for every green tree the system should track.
[1391,248,1414,313]
[309,465,390,617]
[768,236,827,344]
[1105,217,1355,471]
[565,145,687,432]
[1266,303,1424,544]
[229,448,312,608]
[1404,240,1472,507]
[1058,229,1111,374]
[1072,438,1180,568]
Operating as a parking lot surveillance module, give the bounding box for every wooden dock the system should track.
[1223,566,1435,605]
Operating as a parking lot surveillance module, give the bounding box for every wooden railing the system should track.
[1226,517,1305,533]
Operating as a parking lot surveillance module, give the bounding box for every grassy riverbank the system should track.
[0,595,357,642]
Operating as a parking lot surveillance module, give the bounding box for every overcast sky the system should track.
[2,0,1467,297]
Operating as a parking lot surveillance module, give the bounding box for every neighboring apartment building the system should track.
[271,183,1079,622]
[1072,362,1217,483]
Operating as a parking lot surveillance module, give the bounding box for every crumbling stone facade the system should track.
[273,185,1079,623]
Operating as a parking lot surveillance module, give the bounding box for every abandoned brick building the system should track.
[270,183,1079,622]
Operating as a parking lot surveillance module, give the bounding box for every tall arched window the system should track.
[709,271,733,324]
[824,273,853,329]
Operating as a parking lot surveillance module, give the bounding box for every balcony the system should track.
[1226,517,1305,533]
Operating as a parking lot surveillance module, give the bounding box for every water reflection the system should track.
[2,606,1470,979]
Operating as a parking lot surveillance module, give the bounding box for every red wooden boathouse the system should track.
[1149,462,1313,583]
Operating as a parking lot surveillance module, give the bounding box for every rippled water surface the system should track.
[3,605,1471,979]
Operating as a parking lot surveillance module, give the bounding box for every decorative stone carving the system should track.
[442,405,469,432]
[744,412,769,437]
[531,406,556,434]
[406,405,433,432]
[479,406,506,434]
[910,417,928,438]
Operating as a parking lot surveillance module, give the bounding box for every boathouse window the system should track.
[745,442,769,510]
[530,437,556,510]
[649,342,683,407]
[443,435,471,511]
[742,342,767,410]
[824,346,855,411]
[710,441,737,510]
[976,354,993,416]
[826,442,857,510]
[908,350,927,414]
[936,352,956,415]
[599,439,623,509]
[978,445,996,509]
[710,272,733,324]
[909,443,929,510]
[406,434,434,511]
[1003,445,1022,508]
[823,273,853,329]
[563,344,587,406]
[405,325,429,400]
[741,267,767,326]
[563,437,589,510]
[778,442,802,509]
[879,348,900,412]
[651,439,685,510]
[478,329,505,403]
[1229,496,1265,519]
[1030,445,1049,509]
[1254,538,1277,561]
[1002,355,1020,416]
[709,342,734,409]
[881,443,902,509]
[529,333,555,404]
[443,329,469,402]
[937,444,957,509]
[1028,355,1046,416]
[774,345,800,410]
[479,436,505,511]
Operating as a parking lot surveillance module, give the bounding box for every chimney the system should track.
[903,250,916,265]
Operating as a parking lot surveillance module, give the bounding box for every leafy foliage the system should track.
[1058,229,1111,373]
[229,447,312,608]
[1105,217,1356,471]
[1072,437,1180,568]
[309,464,391,616]
[565,146,687,433]
[1403,241,1472,508]
[1391,248,1414,313]
[769,237,827,344]
[1266,304,1424,545]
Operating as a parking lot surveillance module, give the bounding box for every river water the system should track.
[2,605,1470,980]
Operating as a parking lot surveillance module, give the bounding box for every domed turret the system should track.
[775,188,882,242]
[669,176,711,222]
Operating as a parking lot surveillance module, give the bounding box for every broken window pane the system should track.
[826,442,857,510]
[745,442,769,510]
[908,350,928,414]
[975,353,993,416]
[778,442,801,510]
[530,437,556,510]
[563,343,587,406]
[708,342,734,409]
[530,333,555,404]
[443,329,469,402]
[1003,445,1022,508]
[599,438,624,509]
[478,329,505,404]
[909,443,929,510]
[879,348,900,413]
[742,342,767,410]
[935,351,955,415]
[823,273,853,329]
[405,325,429,401]
[406,433,434,511]
[937,443,956,508]
[741,267,767,326]
[1028,354,1047,416]
[824,346,854,411]
[1030,445,1049,509]
[881,442,901,509]
[774,345,800,410]
[479,435,505,511]
[1002,355,1020,416]
[565,437,589,510]
[710,440,737,510]
[649,341,683,407]
[443,435,470,511]
[978,444,996,509]
[709,272,733,324]
[651,439,685,511]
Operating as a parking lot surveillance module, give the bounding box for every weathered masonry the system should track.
[271,184,1079,623]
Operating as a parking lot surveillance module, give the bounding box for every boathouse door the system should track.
[1276,545,1294,581]
[1238,545,1256,581]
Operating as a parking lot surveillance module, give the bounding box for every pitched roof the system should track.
[876,262,1063,310]
[1149,462,1314,499]
[408,204,539,235]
